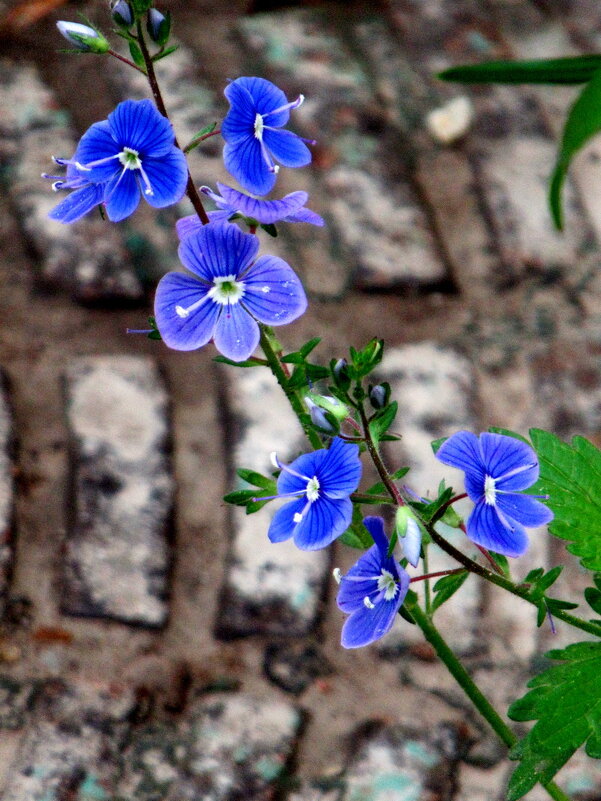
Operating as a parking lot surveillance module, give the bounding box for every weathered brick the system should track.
[62,356,172,627]
[216,368,330,637]
[0,60,144,304]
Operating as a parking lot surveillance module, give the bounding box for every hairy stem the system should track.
[135,20,210,224]
[409,604,573,801]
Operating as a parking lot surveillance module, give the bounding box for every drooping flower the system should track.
[336,516,410,648]
[154,221,307,362]
[268,437,362,550]
[221,77,315,196]
[435,431,553,557]
[47,99,188,223]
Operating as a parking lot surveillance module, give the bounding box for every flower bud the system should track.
[305,398,338,434]
[395,506,422,567]
[110,0,133,27]
[56,21,110,53]
[306,393,349,422]
[146,8,171,45]
[369,383,390,410]
[332,358,351,391]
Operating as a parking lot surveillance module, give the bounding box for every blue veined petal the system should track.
[467,500,529,557]
[337,544,384,613]
[479,433,539,488]
[362,516,388,556]
[293,496,352,550]
[276,449,325,496]
[222,80,260,142]
[285,206,325,226]
[224,137,277,197]
[178,222,260,282]
[436,430,486,489]
[154,273,220,351]
[75,121,120,183]
[142,148,188,208]
[242,256,307,326]
[103,169,140,222]
[341,593,405,648]
[316,437,362,499]
[48,183,104,223]
[212,302,259,362]
[464,469,486,503]
[268,498,305,543]
[495,493,554,528]
[229,77,291,126]
[216,183,308,223]
[175,212,230,241]
[108,99,175,156]
[263,128,312,168]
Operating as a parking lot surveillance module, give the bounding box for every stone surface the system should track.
[263,641,334,695]
[216,368,330,637]
[0,370,14,617]
[1,680,136,801]
[239,11,449,295]
[0,60,144,304]
[62,356,173,626]
[0,677,35,731]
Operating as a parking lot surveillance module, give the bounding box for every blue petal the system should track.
[436,430,486,497]
[362,516,388,556]
[242,256,307,326]
[213,302,259,362]
[222,80,260,142]
[276,449,325,496]
[75,121,120,182]
[403,518,422,567]
[341,596,403,648]
[293,497,352,550]
[479,433,539,489]
[337,544,384,613]
[496,493,554,528]
[467,500,529,557]
[268,498,304,543]
[108,99,175,156]
[216,183,308,224]
[176,214,203,241]
[224,138,277,197]
[317,437,362,499]
[143,148,188,208]
[103,170,140,222]
[154,273,220,351]
[48,183,104,223]
[226,77,290,128]
[285,206,325,226]
[178,222,259,281]
[263,128,312,168]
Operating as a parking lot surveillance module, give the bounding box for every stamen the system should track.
[333,568,342,584]
[495,461,537,483]
[76,153,121,171]
[363,596,375,609]
[137,162,154,197]
[484,475,497,505]
[175,292,212,319]
[293,497,312,524]
[261,95,305,119]
[271,453,312,483]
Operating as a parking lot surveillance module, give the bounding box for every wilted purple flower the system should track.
[221,77,314,196]
[154,221,307,362]
[336,516,410,648]
[436,431,553,557]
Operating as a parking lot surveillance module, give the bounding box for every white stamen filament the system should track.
[363,597,375,609]
[333,568,342,584]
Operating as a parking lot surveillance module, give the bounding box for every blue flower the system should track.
[44,155,105,224]
[47,99,188,222]
[336,516,410,648]
[268,437,362,550]
[221,77,315,196]
[154,221,307,362]
[435,431,554,557]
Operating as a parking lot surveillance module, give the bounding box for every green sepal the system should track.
[129,39,145,68]
[146,316,162,340]
[430,436,446,455]
[439,55,601,85]
[398,588,418,625]
[549,68,601,229]
[260,223,278,237]
[349,338,384,378]
[431,571,469,614]
[409,484,455,524]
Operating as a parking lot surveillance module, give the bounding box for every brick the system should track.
[216,368,330,637]
[0,370,14,617]
[238,11,449,295]
[62,356,172,627]
[0,60,144,304]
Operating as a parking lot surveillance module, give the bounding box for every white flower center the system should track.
[209,274,245,306]
[306,476,320,502]
[484,474,497,505]
[118,146,142,170]
[377,569,398,601]
[254,113,264,140]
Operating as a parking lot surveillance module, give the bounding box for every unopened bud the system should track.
[395,507,422,567]
[332,358,351,390]
[306,393,349,422]
[369,383,390,410]
[111,0,133,27]
[56,21,110,53]
[146,7,171,45]
[305,398,338,434]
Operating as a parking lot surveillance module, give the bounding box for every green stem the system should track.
[409,604,573,801]
[422,546,432,614]
[259,326,322,450]
[134,21,210,225]
[358,404,405,507]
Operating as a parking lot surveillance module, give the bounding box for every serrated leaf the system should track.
[431,571,469,613]
[549,68,601,230]
[487,427,531,444]
[530,428,601,571]
[439,55,601,85]
[507,641,601,800]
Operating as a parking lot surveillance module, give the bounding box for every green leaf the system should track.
[439,55,601,85]
[431,571,469,613]
[487,427,530,445]
[152,44,178,62]
[300,337,322,358]
[236,468,275,490]
[213,356,265,368]
[183,121,217,152]
[368,401,398,444]
[549,68,601,229]
[366,467,410,496]
[128,39,145,68]
[260,223,278,237]
[507,641,601,800]
[340,506,374,549]
[585,586,601,616]
[530,428,601,571]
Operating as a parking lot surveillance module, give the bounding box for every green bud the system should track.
[306,392,349,422]
[56,21,110,53]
